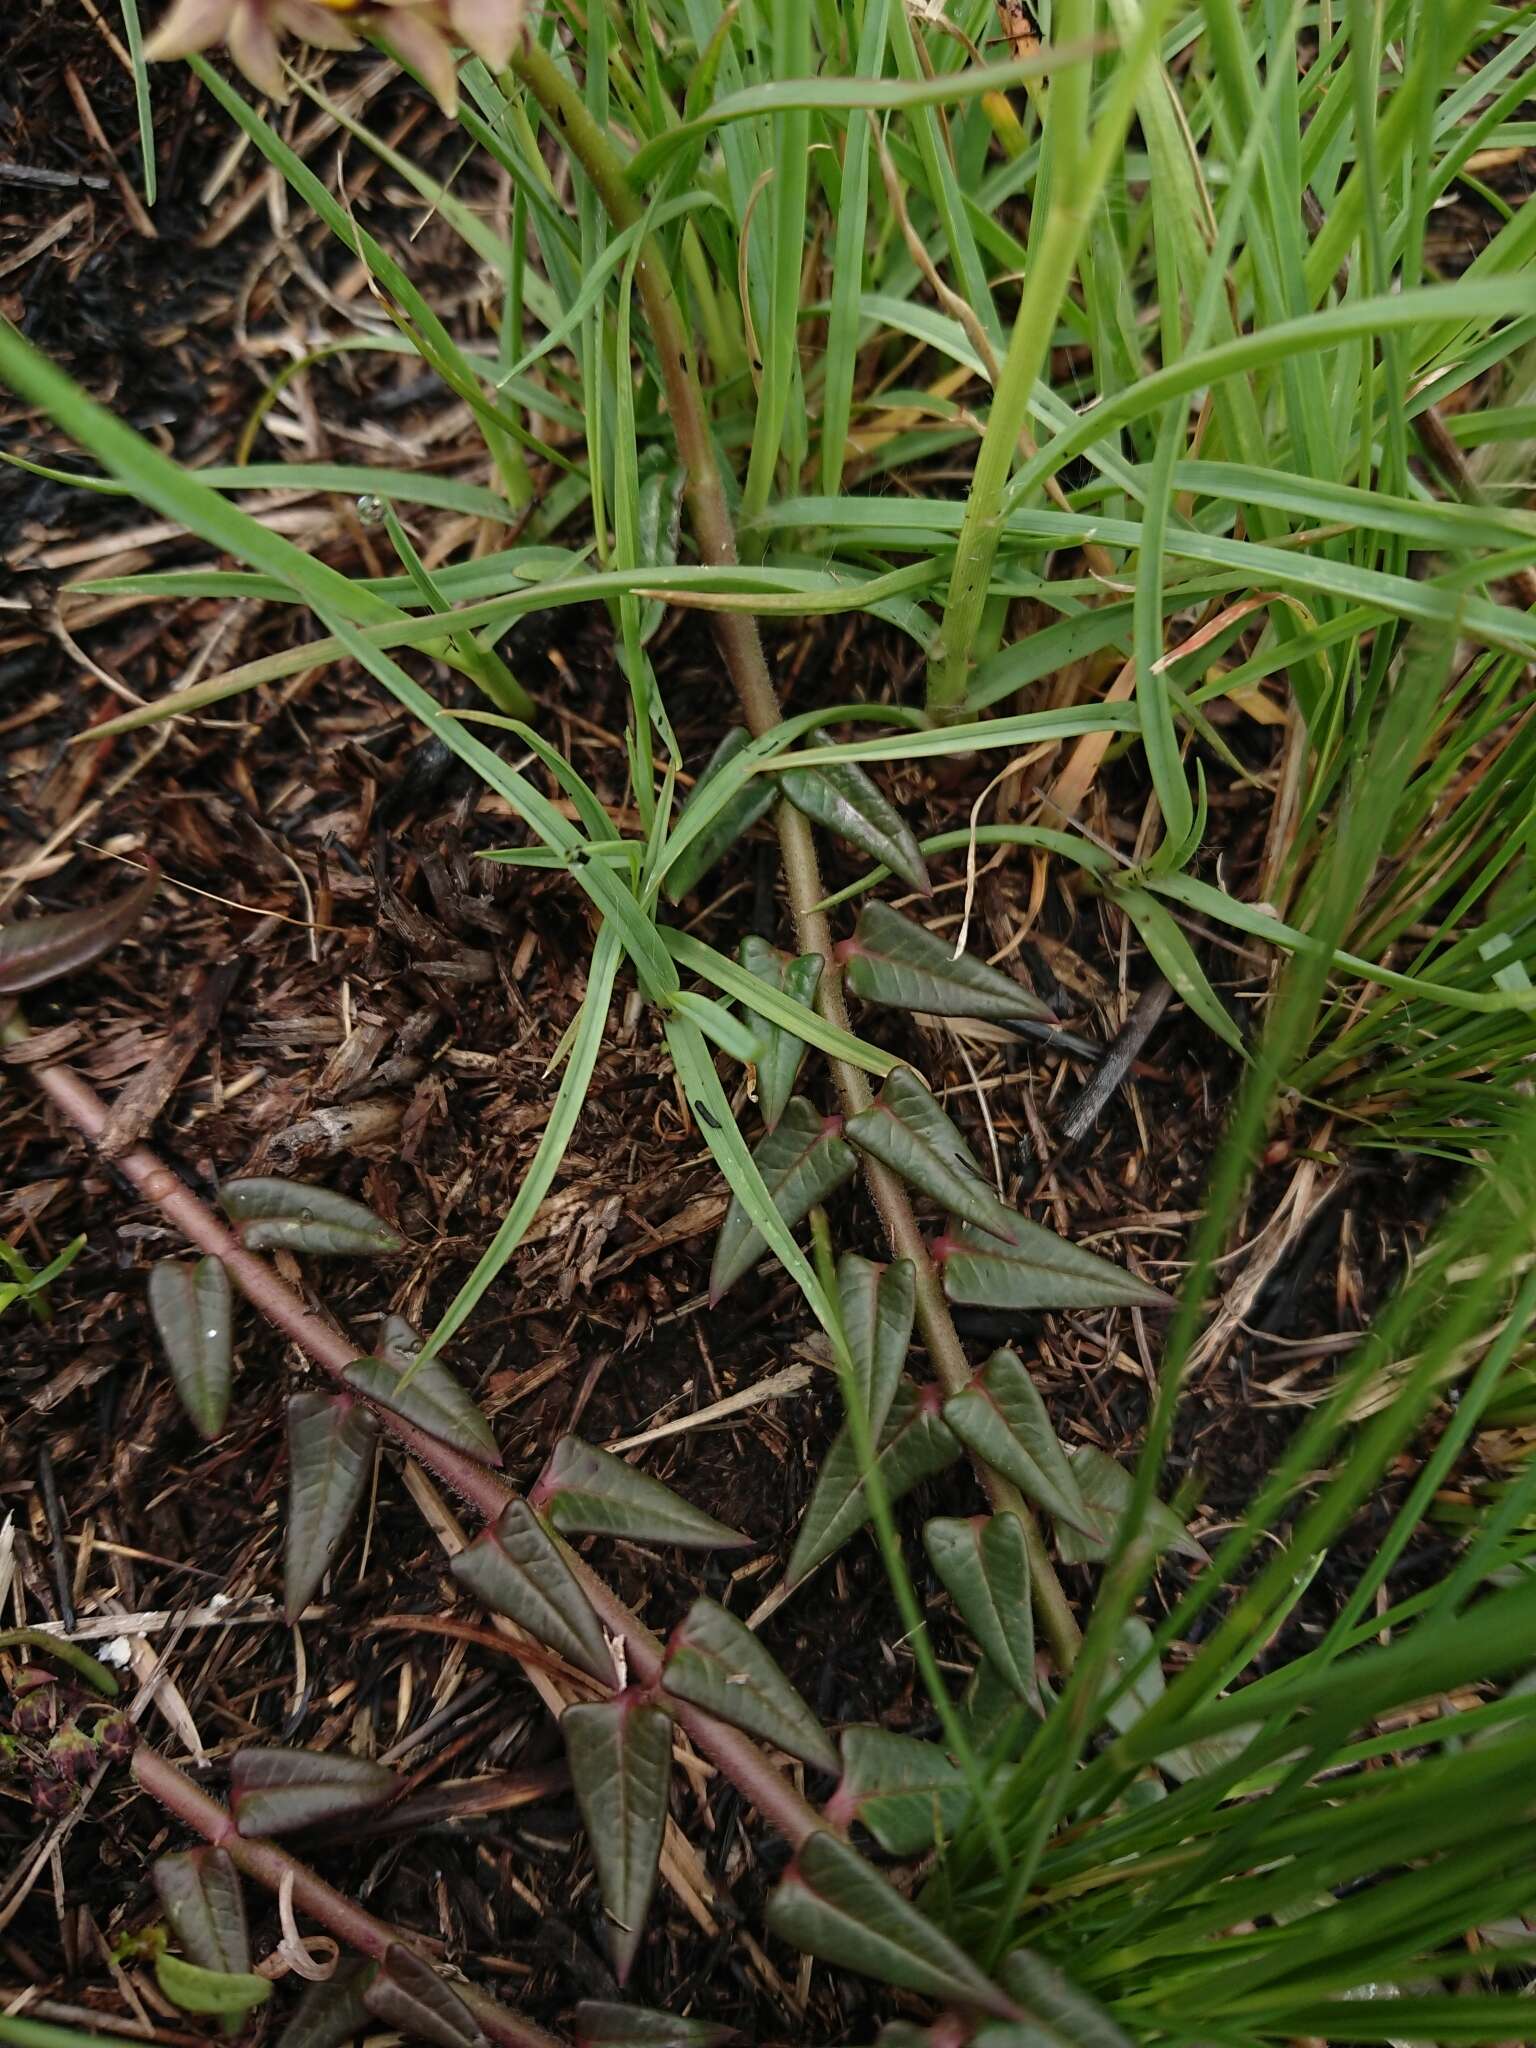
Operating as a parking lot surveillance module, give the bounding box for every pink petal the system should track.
[227,0,288,96]
[448,0,523,71]
[143,0,235,59]
[377,9,460,113]
[275,0,362,49]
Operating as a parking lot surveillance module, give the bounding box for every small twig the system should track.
[35,1444,74,1630]
[1019,976,1174,1191]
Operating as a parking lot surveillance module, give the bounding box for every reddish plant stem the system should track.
[131,1747,566,2048]
[507,39,1082,1670]
[23,1048,825,1852]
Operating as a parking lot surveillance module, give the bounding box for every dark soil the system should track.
[0,13,1465,2047]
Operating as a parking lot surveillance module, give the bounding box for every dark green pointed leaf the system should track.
[344,1350,500,1467]
[564,1699,673,1985]
[364,1945,487,2048]
[738,937,822,1131]
[874,2028,935,2048]
[846,1068,1018,1244]
[961,1656,1034,1753]
[661,1597,837,1773]
[147,1256,233,1440]
[217,1177,402,1257]
[938,1217,1169,1315]
[781,761,930,896]
[575,2000,737,2048]
[153,1848,249,1976]
[284,1392,379,1621]
[0,863,157,993]
[998,1950,1136,2048]
[786,1382,962,1587]
[840,900,1051,1023]
[1098,1617,1166,1740]
[534,1437,751,1551]
[831,1727,971,1856]
[450,1499,615,1685]
[766,1829,1004,2010]
[155,1954,270,2019]
[708,1095,857,1302]
[1054,1446,1206,1567]
[836,1253,914,1444]
[924,1514,1037,1705]
[664,729,778,903]
[229,1745,398,1836]
[278,1960,377,2048]
[942,1352,1098,1536]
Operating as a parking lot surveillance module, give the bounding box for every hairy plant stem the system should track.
[12,1032,825,1853]
[508,37,1082,1671]
[130,1748,567,2048]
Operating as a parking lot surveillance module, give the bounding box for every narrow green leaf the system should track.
[998,1950,1135,2048]
[664,927,892,1079]
[1054,1445,1206,1567]
[0,864,157,993]
[708,1096,858,1302]
[845,1067,1018,1243]
[450,1500,615,1685]
[217,1178,402,1258]
[661,1597,837,1773]
[941,1352,1099,1536]
[781,761,930,895]
[229,1746,397,1836]
[277,1961,377,2048]
[533,1438,751,1551]
[831,1727,970,1856]
[564,1699,673,1985]
[147,1256,233,1441]
[663,729,777,903]
[283,1392,379,1622]
[117,0,156,206]
[739,939,823,1129]
[836,1253,915,1445]
[574,2001,736,2048]
[786,1382,962,1587]
[362,1946,486,2048]
[345,1318,499,1466]
[423,917,622,1362]
[152,1848,249,1976]
[840,900,1052,1023]
[154,1956,269,2020]
[937,1218,1169,1314]
[765,1829,1006,2011]
[924,1515,1038,1706]
[1114,885,1244,1051]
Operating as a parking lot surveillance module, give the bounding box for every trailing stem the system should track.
[12,1026,825,1850]
[131,1748,567,2048]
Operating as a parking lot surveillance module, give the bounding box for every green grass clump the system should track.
[5,2,1536,2039]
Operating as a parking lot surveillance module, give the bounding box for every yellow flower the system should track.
[146,0,526,110]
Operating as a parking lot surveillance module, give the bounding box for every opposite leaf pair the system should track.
[710,1066,1164,1313]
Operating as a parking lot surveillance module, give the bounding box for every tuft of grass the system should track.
[6,2,1536,2037]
